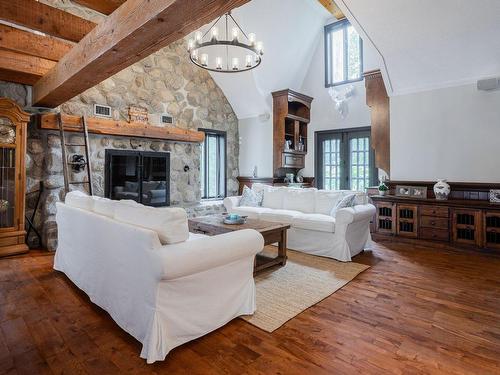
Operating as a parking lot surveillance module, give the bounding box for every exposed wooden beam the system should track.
[72,0,126,15]
[39,113,205,143]
[0,49,55,85]
[318,0,345,19]
[0,0,96,42]
[33,0,250,108]
[0,24,73,62]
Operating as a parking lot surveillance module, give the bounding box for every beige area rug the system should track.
[241,249,369,332]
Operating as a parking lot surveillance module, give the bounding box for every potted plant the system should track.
[378,181,389,196]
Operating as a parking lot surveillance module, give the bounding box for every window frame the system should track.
[324,18,364,88]
[314,126,377,191]
[199,128,227,200]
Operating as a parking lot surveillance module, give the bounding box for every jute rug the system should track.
[241,249,369,332]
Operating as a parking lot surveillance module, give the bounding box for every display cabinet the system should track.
[0,98,29,257]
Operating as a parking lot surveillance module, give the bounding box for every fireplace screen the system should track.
[105,150,170,206]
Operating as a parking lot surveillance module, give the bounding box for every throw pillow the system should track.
[65,190,94,211]
[330,193,357,216]
[239,186,263,207]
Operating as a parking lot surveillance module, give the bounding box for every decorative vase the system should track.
[379,190,386,196]
[434,179,450,200]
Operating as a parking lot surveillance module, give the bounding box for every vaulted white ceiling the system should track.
[337,0,500,95]
[206,0,331,119]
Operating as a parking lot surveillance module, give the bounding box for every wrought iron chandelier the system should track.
[187,12,263,73]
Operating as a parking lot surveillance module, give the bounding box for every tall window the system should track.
[200,129,226,199]
[315,127,376,191]
[325,19,363,87]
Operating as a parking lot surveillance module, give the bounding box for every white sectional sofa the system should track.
[224,186,375,262]
[54,192,264,363]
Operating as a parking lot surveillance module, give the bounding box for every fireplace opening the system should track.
[104,150,170,206]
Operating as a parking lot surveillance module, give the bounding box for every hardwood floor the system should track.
[1,241,499,374]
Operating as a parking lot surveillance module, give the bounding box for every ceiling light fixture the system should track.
[187,12,263,73]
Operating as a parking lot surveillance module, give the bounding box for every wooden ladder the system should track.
[56,113,93,196]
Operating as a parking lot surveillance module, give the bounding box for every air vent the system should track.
[161,114,174,124]
[93,104,112,118]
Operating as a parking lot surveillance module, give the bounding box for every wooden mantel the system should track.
[38,113,205,143]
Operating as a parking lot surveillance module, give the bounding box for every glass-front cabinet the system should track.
[0,99,29,257]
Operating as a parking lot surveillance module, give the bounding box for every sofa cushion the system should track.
[65,190,94,211]
[283,188,316,213]
[114,204,189,245]
[262,187,285,209]
[260,209,302,224]
[92,197,116,218]
[251,183,272,194]
[292,213,335,233]
[231,206,273,219]
[314,190,344,215]
[239,186,263,207]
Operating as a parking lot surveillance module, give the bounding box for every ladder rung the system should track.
[67,162,88,165]
[65,143,86,147]
[69,181,90,185]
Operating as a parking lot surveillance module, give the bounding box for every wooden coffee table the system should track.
[188,215,290,274]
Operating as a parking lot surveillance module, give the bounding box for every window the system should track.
[315,127,376,191]
[325,19,363,87]
[200,129,226,199]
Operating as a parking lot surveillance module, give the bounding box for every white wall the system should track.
[238,115,273,177]
[391,83,500,182]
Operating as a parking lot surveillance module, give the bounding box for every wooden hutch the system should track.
[0,98,30,257]
[370,181,500,252]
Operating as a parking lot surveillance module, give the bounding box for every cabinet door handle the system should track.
[431,221,435,225]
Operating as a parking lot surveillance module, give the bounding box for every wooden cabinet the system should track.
[372,194,500,252]
[272,89,312,177]
[396,204,418,238]
[452,209,482,247]
[0,98,30,257]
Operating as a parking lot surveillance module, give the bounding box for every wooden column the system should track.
[364,69,390,176]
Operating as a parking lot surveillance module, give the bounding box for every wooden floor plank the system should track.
[0,243,499,374]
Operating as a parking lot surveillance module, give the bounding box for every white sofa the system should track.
[54,193,264,363]
[224,186,375,262]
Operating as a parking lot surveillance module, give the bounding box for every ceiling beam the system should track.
[0,24,73,62]
[318,0,345,19]
[33,0,250,108]
[0,49,56,85]
[72,0,126,15]
[0,0,96,42]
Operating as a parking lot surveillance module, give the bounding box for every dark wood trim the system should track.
[32,0,250,108]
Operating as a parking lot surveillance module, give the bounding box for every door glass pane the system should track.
[350,137,370,192]
[0,147,16,228]
[322,138,341,190]
[109,155,140,202]
[142,156,168,206]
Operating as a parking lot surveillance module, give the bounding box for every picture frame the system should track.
[490,189,500,203]
[395,185,427,199]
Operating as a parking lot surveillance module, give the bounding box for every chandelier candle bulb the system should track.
[245,55,252,67]
[187,39,194,51]
[232,27,239,41]
[191,49,198,61]
[195,31,202,43]
[256,41,263,54]
[201,54,208,66]
[232,57,239,70]
[216,57,223,70]
[211,27,219,41]
[248,33,256,45]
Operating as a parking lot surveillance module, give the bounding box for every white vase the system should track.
[434,179,451,200]
[379,190,386,196]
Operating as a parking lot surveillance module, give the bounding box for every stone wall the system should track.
[1,1,240,250]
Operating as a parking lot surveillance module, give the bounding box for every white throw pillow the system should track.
[92,197,117,218]
[262,187,285,209]
[283,188,316,213]
[251,183,272,194]
[114,204,189,244]
[239,186,263,207]
[65,190,94,211]
[330,194,357,217]
[314,190,343,215]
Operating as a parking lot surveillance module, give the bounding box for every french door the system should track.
[315,127,376,191]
